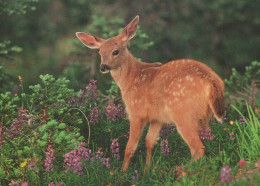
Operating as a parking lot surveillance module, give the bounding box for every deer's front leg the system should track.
[121,118,146,172]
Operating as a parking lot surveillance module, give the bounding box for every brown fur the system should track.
[76,16,225,172]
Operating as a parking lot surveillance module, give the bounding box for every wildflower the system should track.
[176,166,183,176]
[160,139,170,156]
[220,165,232,183]
[18,75,22,81]
[229,120,234,125]
[132,170,139,180]
[198,128,215,140]
[239,159,246,168]
[27,160,36,172]
[48,181,55,186]
[110,139,120,160]
[229,132,235,140]
[20,161,28,168]
[102,157,111,168]
[44,145,55,172]
[87,79,98,103]
[94,147,104,159]
[102,102,125,121]
[77,141,92,161]
[64,149,84,175]
[0,127,3,149]
[239,117,247,125]
[160,125,174,137]
[21,182,29,186]
[64,142,92,175]
[11,181,20,186]
[90,107,99,125]
[5,108,29,139]
[124,131,129,139]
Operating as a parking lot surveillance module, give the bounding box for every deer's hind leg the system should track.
[145,121,164,168]
[175,116,205,160]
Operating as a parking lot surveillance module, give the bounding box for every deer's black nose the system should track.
[100,64,111,72]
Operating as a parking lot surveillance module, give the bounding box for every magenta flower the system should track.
[11,181,20,186]
[64,142,92,175]
[87,79,98,104]
[239,159,246,168]
[220,165,232,183]
[21,182,29,186]
[102,102,125,121]
[160,125,174,137]
[102,157,111,168]
[90,107,99,125]
[132,170,139,180]
[161,139,170,156]
[0,127,3,149]
[5,108,29,139]
[198,128,215,140]
[110,139,120,160]
[44,145,56,172]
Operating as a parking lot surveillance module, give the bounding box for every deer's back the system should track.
[123,59,223,124]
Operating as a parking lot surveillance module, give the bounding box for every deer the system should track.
[76,15,225,172]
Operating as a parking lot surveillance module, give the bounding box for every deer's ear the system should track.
[76,32,104,49]
[120,15,139,42]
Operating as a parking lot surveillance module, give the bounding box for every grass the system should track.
[1,86,259,185]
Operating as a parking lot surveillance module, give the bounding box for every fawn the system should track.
[76,15,225,172]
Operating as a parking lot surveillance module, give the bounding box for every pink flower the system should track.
[239,159,246,168]
[160,139,170,156]
[220,165,232,183]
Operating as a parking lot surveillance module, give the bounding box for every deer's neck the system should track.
[110,51,140,94]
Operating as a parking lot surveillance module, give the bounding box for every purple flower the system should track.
[110,139,120,160]
[48,181,55,186]
[124,131,129,139]
[64,142,92,175]
[160,125,175,137]
[21,182,29,186]
[102,157,111,168]
[11,181,20,186]
[27,160,36,172]
[198,128,215,140]
[102,102,125,121]
[44,145,55,172]
[229,132,236,140]
[5,108,29,139]
[220,165,232,183]
[239,116,247,125]
[132,170,139,180]
[64,149,84,175]
[161,139,170,156]
[87,79,98,104]
[90,107,99,125]
[94,147,104,159]
[0,127,3,149]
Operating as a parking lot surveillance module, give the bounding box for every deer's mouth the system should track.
[100,64,111,73]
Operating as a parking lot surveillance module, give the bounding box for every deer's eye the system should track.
[112,50,119,56]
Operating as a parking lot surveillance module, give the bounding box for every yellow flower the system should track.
[20,161,27,168]
[229,120,234,125]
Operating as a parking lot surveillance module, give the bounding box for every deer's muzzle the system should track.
[100,64,111,73]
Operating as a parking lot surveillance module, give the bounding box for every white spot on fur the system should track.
[180,87,186,95]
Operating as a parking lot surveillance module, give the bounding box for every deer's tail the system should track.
[208,80,225,123]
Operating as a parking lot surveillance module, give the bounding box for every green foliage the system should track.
[0,92,20,125]
[224,61,260,117]
[0,72,259,185]
[0,0,39,15]
[0,40,22,59]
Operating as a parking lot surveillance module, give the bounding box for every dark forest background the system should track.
[1,0,260,92]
